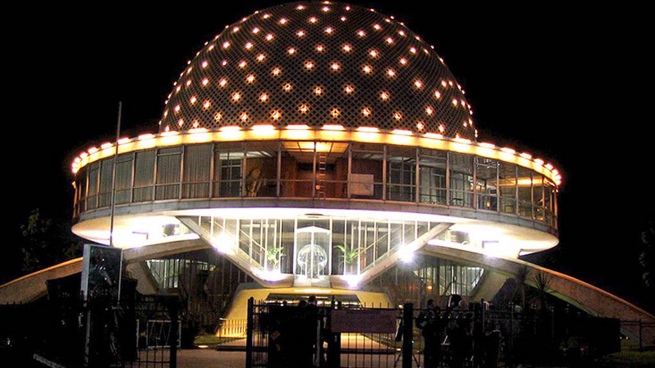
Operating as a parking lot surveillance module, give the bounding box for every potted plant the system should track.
[335,244,359,274]
[266,246,285,271]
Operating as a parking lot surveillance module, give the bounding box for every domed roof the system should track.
[159,1,476,140]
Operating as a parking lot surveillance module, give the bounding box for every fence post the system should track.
[169,296,178,368]
[402,302,413,368]
[246,297,254,368]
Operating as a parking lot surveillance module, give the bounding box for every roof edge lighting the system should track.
[70,128,562,184]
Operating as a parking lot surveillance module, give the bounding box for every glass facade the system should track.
[73,139,558,229]
[72,136,558,309]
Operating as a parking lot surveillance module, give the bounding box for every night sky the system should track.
[7,1,652,312]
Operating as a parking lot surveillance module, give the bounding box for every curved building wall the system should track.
[73,132,558,229]
[72,130,559,257]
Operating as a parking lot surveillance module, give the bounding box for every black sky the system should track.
[7,1,653,312]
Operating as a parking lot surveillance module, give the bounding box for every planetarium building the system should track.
[68,1,564,331]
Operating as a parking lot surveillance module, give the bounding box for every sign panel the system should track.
[80,243,123,302]
[330,309,398,333]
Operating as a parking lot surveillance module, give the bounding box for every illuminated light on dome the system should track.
[158,1,476,139]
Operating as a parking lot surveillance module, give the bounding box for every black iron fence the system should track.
[242,298,636,368]
[1,293,652,368]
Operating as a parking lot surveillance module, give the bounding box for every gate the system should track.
[122,294,180,368]
[245,298,421,368]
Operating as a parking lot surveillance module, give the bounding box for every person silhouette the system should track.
[417,299,443,368]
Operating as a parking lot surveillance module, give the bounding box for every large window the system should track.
[183,144,212,199]
[156,147,182,200]
[74,140,557,230]
[214,143,244,198]
[134,150,155,202]
[387,146,416,202]
[450,152,473,207]
[475,157,499,211]
[419,148,447,205]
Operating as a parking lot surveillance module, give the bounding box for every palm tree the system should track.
[531,270,553,313]
[266,246,285,271]
[335,244,359,274]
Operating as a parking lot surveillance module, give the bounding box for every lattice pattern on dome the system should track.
[159,1,476,140]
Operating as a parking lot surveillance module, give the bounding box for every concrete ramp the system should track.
[0,258,83,304]
[420,245,655,346]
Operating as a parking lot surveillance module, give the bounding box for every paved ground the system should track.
[178,348,245,368]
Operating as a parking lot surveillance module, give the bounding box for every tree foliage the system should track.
[19,208,83,274]
[639,218,655,291]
